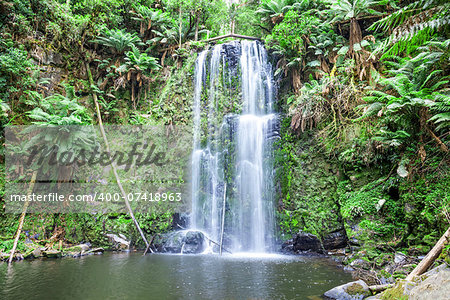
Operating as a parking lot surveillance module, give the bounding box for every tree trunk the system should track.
[85,62,149,249]
[348,18,362,54]
[406,226,450,281]
[194,14,199,41]
[131,78,136,111]
[219,184,227,255]
[179,7,182,49]
[8,172,37,264]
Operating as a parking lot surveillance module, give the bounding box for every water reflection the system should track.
[0,253,352,300]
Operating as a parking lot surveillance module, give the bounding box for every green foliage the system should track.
[27,84,92,125]
[277,125,344,238]
[370,0,450,56]
[338,179,407,243]
[329,0,382,22]
[0,46,36,108]
[400,172,450,245]
[0,239,26,253]
[118,46,161,76]
[267,9,337,59]
[362,40,449,147]
[93,28,142,53]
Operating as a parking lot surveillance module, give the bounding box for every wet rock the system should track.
[172,212,188,230]
[323,229,348,250]
[182,231,205,254]
[292,231,322,252]
[324,279,370,300]
[162,230,206,254]
[43,250,62,258]
[280,239,294,253]
[105,233,130,250]
[344,265,355,272]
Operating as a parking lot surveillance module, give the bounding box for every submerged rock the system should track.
[323,279,370,300]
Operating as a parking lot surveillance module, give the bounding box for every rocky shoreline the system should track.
[280,229,450,299]
[0,233,131,262]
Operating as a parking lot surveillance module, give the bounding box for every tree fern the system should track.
[92,28,142,53]
[370,0,450,57]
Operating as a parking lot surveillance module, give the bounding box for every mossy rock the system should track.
[323,279,370,299]
[381,282,409,300]
[346,282,371,297]
[43,250,62,258]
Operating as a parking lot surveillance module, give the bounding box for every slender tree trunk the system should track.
[85,62,149,249]
[131,79,136,111]
[8,172,37,264]
[179,7,182,48]
[219,184,227,255]
[194,14,199,41]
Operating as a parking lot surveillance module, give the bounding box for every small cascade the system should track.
[190,40,278,253]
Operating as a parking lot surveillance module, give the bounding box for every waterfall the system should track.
[190,40,278,253]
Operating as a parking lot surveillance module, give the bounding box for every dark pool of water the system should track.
[0,252,352,299]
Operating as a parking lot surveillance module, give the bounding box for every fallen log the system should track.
[368,284,393,293]
[406,226,450,281]
[203,33,261,43]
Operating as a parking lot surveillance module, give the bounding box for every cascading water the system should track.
[190,40,278,253]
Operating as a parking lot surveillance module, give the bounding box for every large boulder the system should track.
[378,264,450,299]
[161,230,206,254]
[324,279,370,300]
[293,231,322,252]
[282,229,348,254]
[282,231,322,253]
[182,231,206,254]
[409,267,450,300]
[323,229,348,250]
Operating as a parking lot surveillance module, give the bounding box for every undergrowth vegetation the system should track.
[0,0,448,260]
